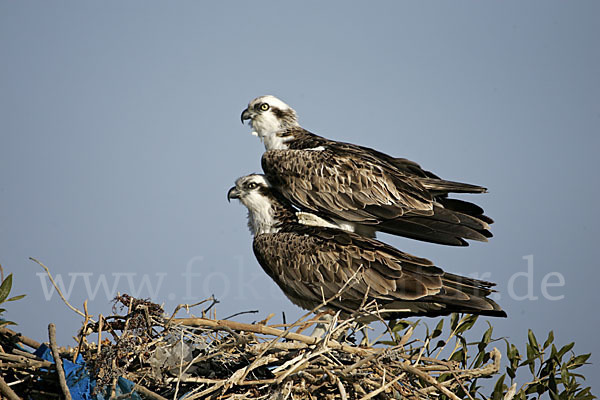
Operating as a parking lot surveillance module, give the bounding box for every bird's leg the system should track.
[309,311,333,338]
[359,325,370,346]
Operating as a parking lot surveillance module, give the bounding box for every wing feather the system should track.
[251,224,505,317]
[262,149,433,224]
[253,226,443,309]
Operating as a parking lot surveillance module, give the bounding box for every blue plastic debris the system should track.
[32,344,141,400]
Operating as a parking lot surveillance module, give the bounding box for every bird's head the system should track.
[240,95,299,149]
[227,174,271,205]
[228,174,278,235]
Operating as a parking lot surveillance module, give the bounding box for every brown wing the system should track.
[281,126,489,196]
[262,149,434,224]
[332,142,489,195]
[252,225,505,317]
[262,127,493,246]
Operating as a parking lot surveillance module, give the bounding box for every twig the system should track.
[97,314,104,357]
[174,317,370,356]
[0,327,41,350]
[30,258,87,319]
[336,377,348,400]
[258,313,276,325]
[109,376,118,399]
[419,349,502,397]
[397,360,461,400]
[223,310,259,320]
[0,375,21,400]
[0,352,53,368]
[164,297,217,327]
[204,295,220,317]
[164,377,277,386]
[455,347,501,378]
[412,336,429,366]
[173,330,184,400]
[73,300,90,363]
[451,371,476,400]
[341,347,385,375]
[48,323,72,400]
[358,373,404,400]
[11,348,44,361]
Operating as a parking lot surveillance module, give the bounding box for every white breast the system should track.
[243,191,279,235]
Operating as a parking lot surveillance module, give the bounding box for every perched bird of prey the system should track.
[241,95,493,246]
[227,174,506,318]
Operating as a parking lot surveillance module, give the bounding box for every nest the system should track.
[0,259,506,399]
[0,289,503,400]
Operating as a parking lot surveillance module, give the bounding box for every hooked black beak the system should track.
[227,186,240,202]
[241,108,251,124]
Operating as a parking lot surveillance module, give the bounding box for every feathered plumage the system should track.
[241,95,493,246]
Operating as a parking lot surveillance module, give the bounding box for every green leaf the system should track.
[548,371,558,394]
[574,387,595,400]
[473,349,486,369]
[567,354,591,369]
[561,362,570,382]
[456,314,478,335]
[544,330,555,349]
[516,391,527,400]
[0,274,13,303]
[491,374,506,400]
[468,380,480,397]
[557,342,575,360]
[551,343,558,358]
[391,320,410,333]
[434,340,445,350]
[478,324,493,352]
[525,343,536,375]
[450,348,466,365]
[437,373,451,383]
[569,372,586,380]
[541,357,557,377]
[528,329,540,351]
[525,383,546,395]
[431,319,443,339]
[509,344,521,371]
[450,313,459,332]
[506,366,515,379]
[6,294,25,302]
[505,340,514,359]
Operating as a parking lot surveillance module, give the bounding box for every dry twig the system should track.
[48,324,72,400]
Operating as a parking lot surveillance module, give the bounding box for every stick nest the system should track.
[0,293,502,400]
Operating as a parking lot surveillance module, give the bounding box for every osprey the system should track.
[227,174,506,318]
[241,95,493,246]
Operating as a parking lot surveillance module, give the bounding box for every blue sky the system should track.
[1,1,599,385]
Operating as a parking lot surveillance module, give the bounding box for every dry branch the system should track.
[48,324,72,400]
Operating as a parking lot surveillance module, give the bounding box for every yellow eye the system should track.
[260,103,270,111]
